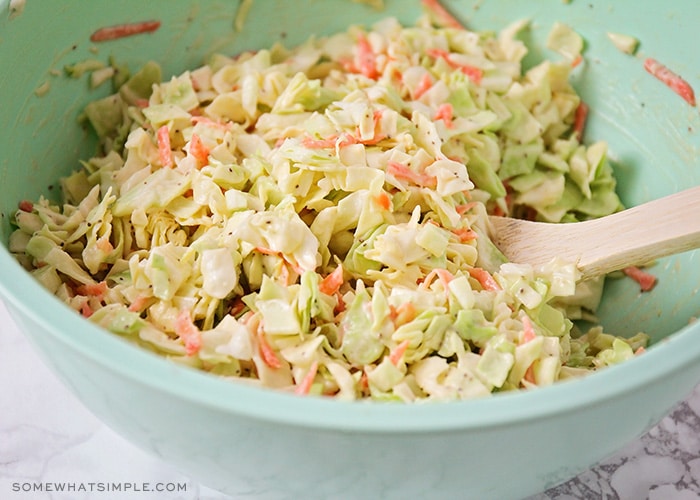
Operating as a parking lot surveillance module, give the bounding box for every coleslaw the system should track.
[10,14,648,401]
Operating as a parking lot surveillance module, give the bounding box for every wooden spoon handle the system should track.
[489,186,700,279]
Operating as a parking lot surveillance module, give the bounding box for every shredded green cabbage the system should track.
[11,14,647,401]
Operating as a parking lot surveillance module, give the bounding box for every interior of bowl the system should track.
[1,0,699,429]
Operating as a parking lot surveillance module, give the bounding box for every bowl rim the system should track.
[2,246,699,433]
[3,0,700,434]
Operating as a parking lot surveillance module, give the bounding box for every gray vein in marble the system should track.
[533,390,700,500]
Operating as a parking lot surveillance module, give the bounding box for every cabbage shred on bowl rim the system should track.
[9,13,649,401]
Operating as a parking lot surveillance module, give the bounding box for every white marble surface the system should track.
[2,299,700,500]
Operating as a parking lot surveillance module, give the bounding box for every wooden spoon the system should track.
[488,186,700,279]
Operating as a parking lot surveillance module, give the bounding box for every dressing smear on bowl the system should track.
[10,9,651,401]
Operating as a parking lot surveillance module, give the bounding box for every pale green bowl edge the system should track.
[1,1,700,497]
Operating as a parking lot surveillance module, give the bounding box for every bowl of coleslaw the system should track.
[1,0,700,498]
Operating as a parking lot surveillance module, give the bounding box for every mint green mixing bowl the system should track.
[1,1,699,498]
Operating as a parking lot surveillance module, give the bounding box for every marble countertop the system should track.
[2,300,700,500]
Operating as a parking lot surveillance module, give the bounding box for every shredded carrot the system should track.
[157,125,173,168]
[254,246,279,256]
[426,48,483,84]
[334,290,347,315]
[455,201,478,215]
[191,115,232,131]
[294,361,319,395]
[573,101,589,143]
[523,364,536,384]
[371,109,384,136]
[354,130,386,146]
[435,268,455,287]
[229,298,246,317]
[96,236,114,254]
[319,265,345,296]
[425,48,450,60]
[286,258,305,277]
[134,98,150,109]
[521,316,537,344]
[460,64,484,84]
[355,33,380,79]
[386,160,437,188]
[644,57,696,106]
[519,314,538,385]
[389,339,411,365]
[90,20,161,42]
[80,300,94,318]
[451,227,478,242]
[257,323,282,369]
[391,301,417,327]
[623,266,657,292]
[635,346,646,355]
[467,267,502,291]
[434,102,455,128]
[360,370,369,391]
[18,200,34,212]
[374,191,392,211]
[571,54,583,68]
[421,0,465,29]
[254,246,304,276]
[337,134,359,148]
[348,113,387,147]
[127,295,150,313]
[175,309,202,356]
[413,73,434,99]
[304,118,386,149]
[189,133,210,168]
[303,131,385,149]
[420,268,454,299]
[301,135,339,149]
[76,281,108,299]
